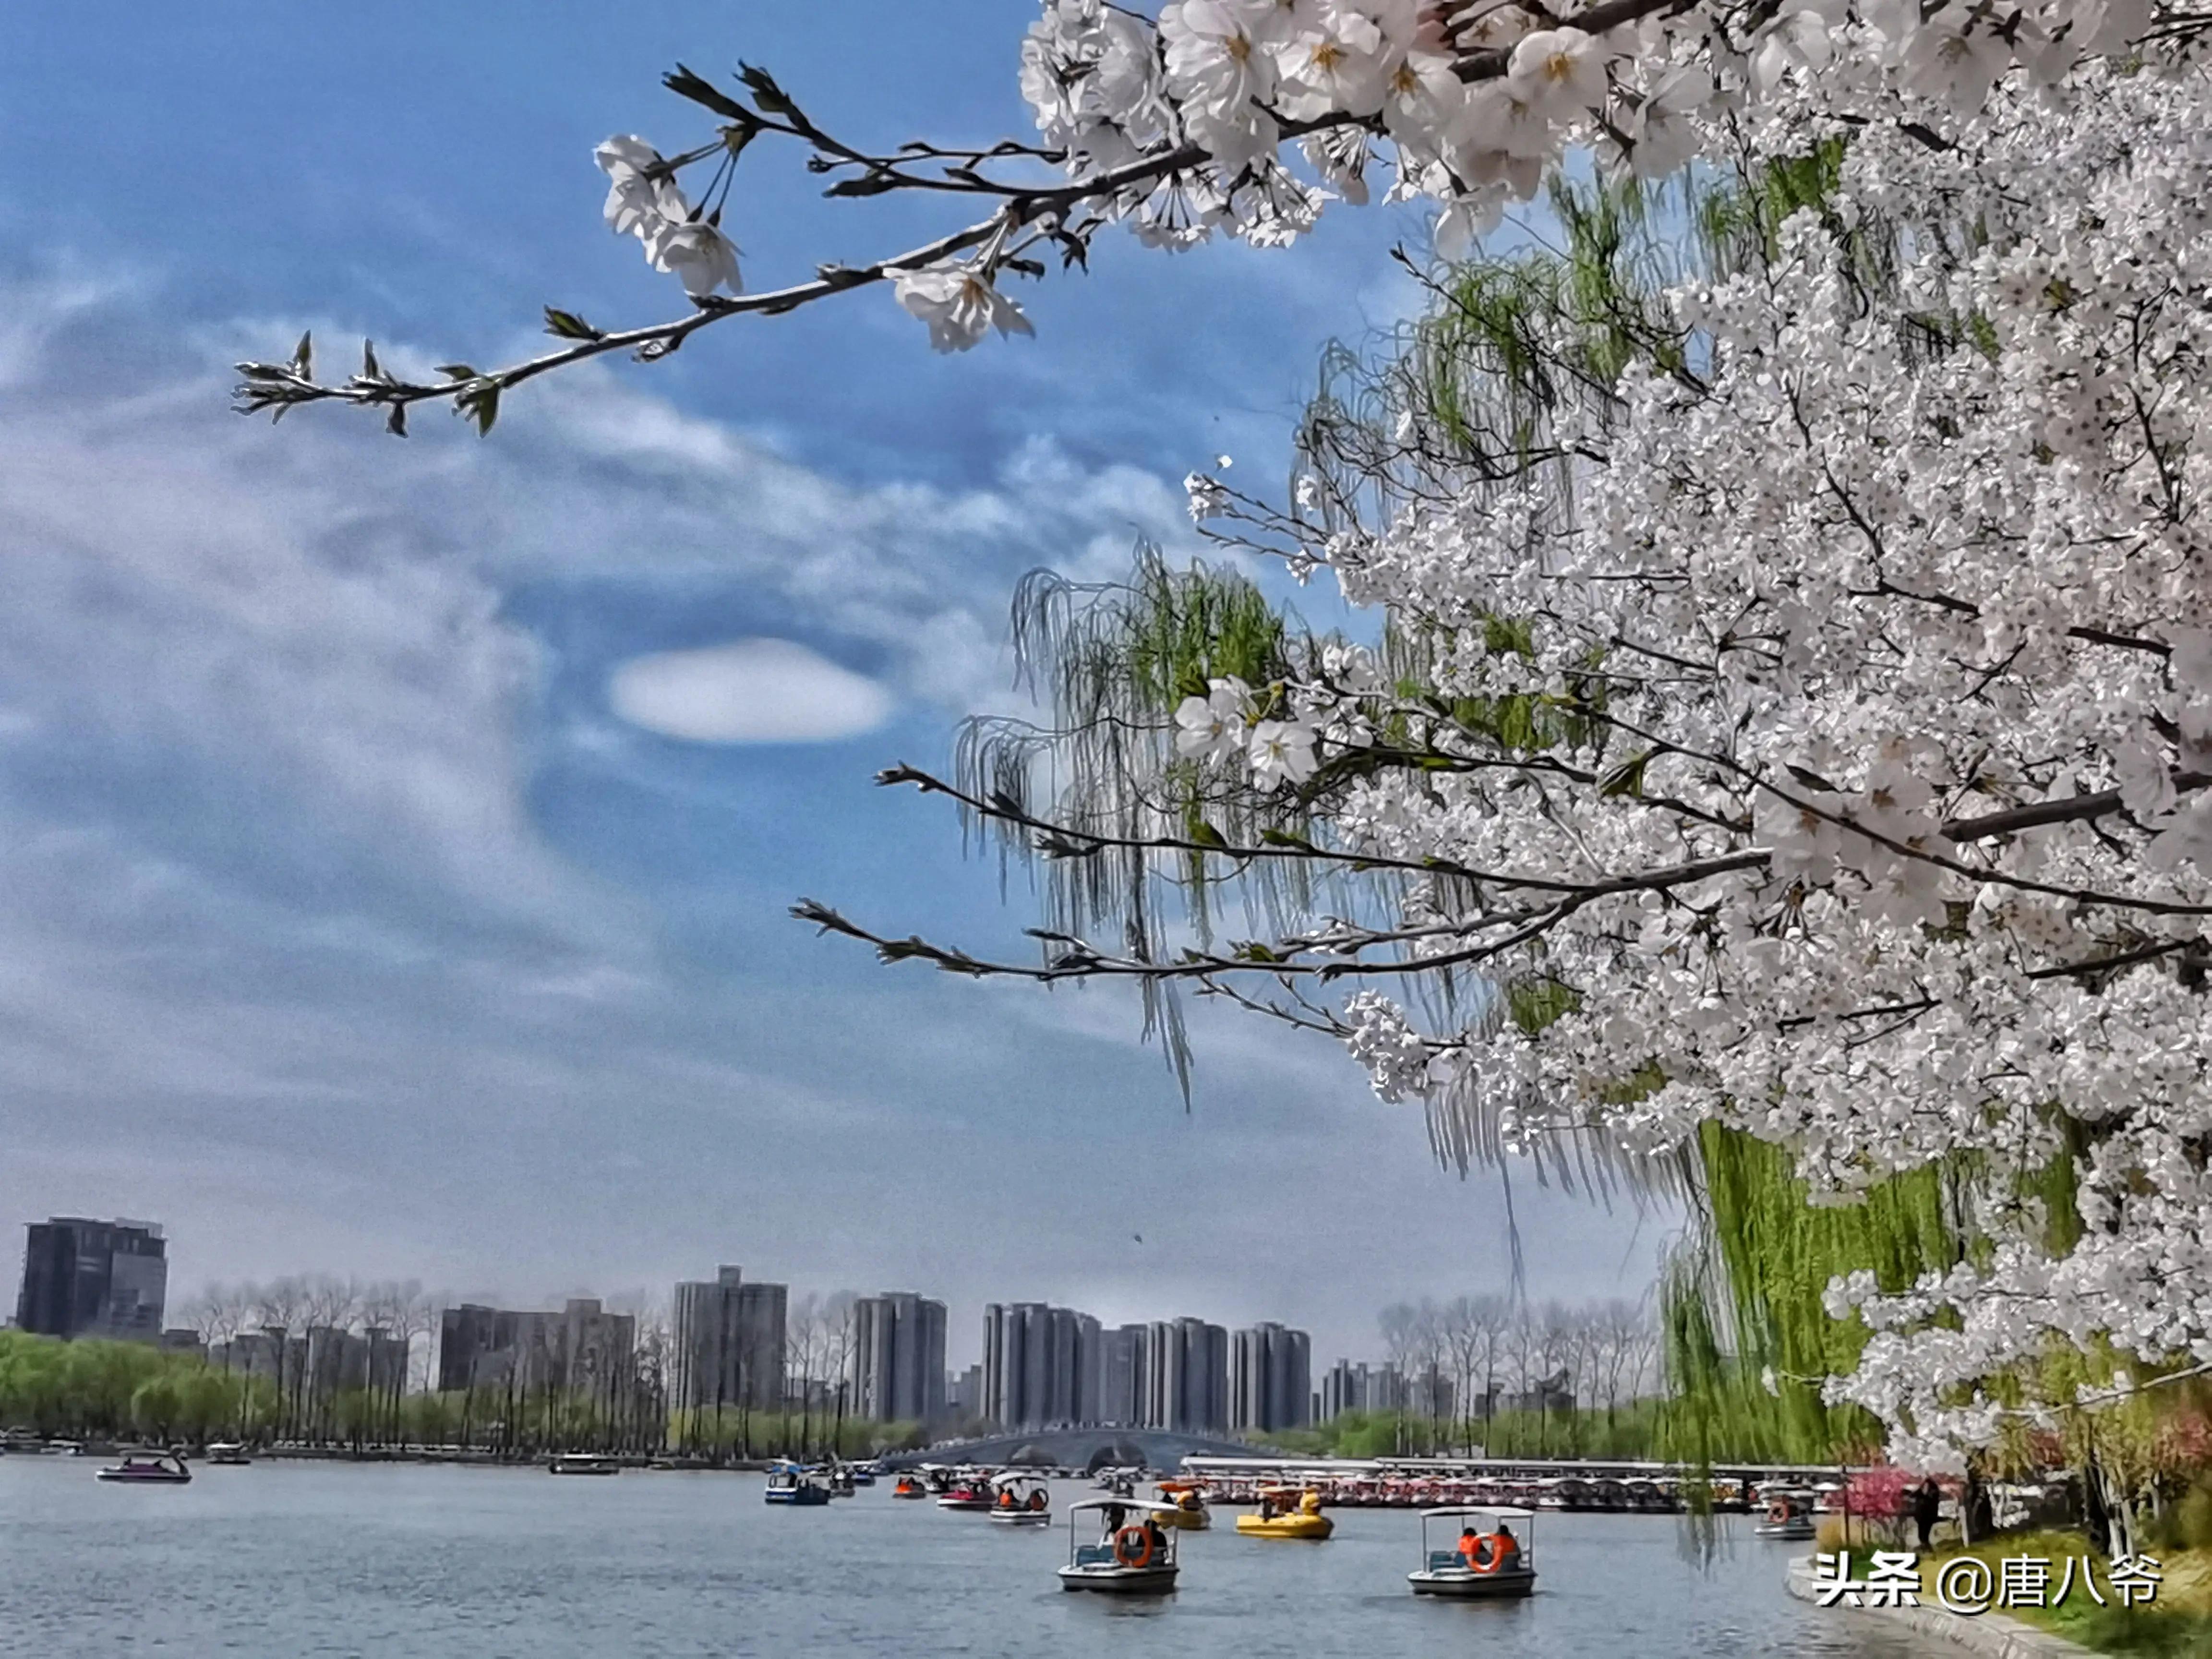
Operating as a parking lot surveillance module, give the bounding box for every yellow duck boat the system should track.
[1235,1488,1334,1540]
[1154,1482,1212,1530]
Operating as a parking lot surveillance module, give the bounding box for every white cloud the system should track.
[606,637,895,744]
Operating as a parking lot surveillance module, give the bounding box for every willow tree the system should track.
[828,129,2210,1520]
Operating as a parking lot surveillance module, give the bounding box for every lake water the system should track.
[1,1458,1937,1657]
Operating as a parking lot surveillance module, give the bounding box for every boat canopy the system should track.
[1069,1497,1183,1515]
[1421,1504,1536,1520]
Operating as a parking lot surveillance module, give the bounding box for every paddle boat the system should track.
[1235,1487,1334,1540]
[891,1473,927,1499]
[1058,1499,1180,1594]
[204,1443,252,1467]
[937,1470,998,1512]
[1408,1505,1539,1598]
[96,1451,192,1485]
[549,1453,620,1476]
[991,1473,1053,1526]
[849,1461,879,1487]
[1154,1480,1211,1530]
[1753,1488,1818,1540]
[764,1462,831,1506]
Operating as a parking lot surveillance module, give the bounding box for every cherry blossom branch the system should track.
[234,0,1713,432]
[1588,704,2212,917]
[1944,772,2212,842]
[877,760,1764,898]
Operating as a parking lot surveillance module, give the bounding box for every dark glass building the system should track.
[14,1217,169,1341]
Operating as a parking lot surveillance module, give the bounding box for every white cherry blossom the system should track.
[1174,677,1254,762]
[1506,29,1609,116]
[645,217,742,298]
[595,134,676,241]
[1249,717,1321,785]
[892,261,1036,352]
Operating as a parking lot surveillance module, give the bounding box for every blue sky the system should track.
[0,2,1663,1362]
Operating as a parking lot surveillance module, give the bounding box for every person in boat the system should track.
[1100,1502,1128,1538]
[1258,1492,1276,1521]
[1143,1515,1168,1557]
[1456,1526,1485,1567]
[1491,1521,1521,1571]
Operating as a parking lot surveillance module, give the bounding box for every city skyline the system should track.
[0,1212,1636,1380]
[7,1214,1422,1415]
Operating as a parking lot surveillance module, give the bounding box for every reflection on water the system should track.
[0,1459,1939,1658]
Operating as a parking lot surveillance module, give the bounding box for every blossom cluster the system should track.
[1017,0,2157,249]
[1165,56,2212,1464]
[594,135,743,298]
[590,3,2174,350]
[1173,676,1322,786]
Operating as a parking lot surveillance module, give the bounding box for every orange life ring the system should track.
[1767,1501,1791,1524]
[1112,1526,1155,1568]
[1468,1534,1511,1574]
[1028,1490,1047,1511]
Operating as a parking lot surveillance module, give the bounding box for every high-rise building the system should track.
[306,1324,370,1396]
[671,1266,787,1413]
[13,1217,168,1342]
[437,1304,509,1392]
[365,1327,411,1394]
[555,1298,636,1399]
[1139,1316,1228,1433]
[851,1291,947,1423]
[1319,1359,1438,1420]
[1230,1322,1312,1434]
[980,1302,1105,1431]
[1100,1323,1148,1428]
[946,1362,984,1420]
[435,1299,636,1395]
[209,1329,286,1382]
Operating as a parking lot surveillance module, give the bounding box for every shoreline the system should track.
[1783,1554,2097,1658]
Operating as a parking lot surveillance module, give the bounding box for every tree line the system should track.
[1264,1296,1663,1460]
[0,1278,921,1461]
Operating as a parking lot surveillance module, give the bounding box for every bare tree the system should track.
[821,1292,859,1460]
[1441,1299,1481,1457]
[631,1301,672,1458]
[786,1293,820,1461]
[1463,1295,1511,1453]
[179,1284,229,1352]
[252,1277,307,1443]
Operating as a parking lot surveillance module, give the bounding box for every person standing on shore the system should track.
[1911,1478,1943,1551]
